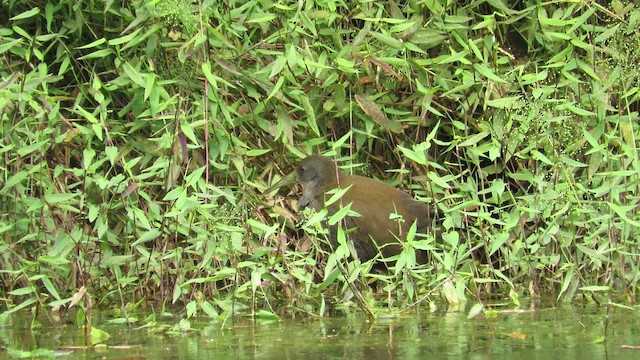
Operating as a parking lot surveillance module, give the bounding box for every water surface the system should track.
[1,302,639,359]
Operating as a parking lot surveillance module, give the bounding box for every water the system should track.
[1,301,639,359]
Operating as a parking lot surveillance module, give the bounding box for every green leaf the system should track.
[202,62,219,88]
[184,166,206,188]
[83,148,96,170]
[45,193,79,204]
[245,149,271,156]
[579,286,611,292]
[594,23,620,43]
[200,301,219,318]
[370,31,403,49]
[12,26,32,41]
[172,282,182,304]
[90,326,111,345]
[328,203,356,226]
[77,38,107,49]
[570,37,593,51]
[186,300,198,318]
[38,255,70,265]
[324,186,351,207]
[438,48,471,65]
[122,62,145,87]
[41,276,61,301]
[458,131,490,147]
[487,96,523,109]
[268,56,286,79]
[302,209,328,229]
[521,69,548,85]
[17,140,49,156]
[568,8,594,32]
[576,59,601,81]
[442,279,459,305]
[180,122,198,145]
[409,29,446,48]
[286,43,299,68]
[0,171,28,193]
[78,48,114,60]
[389,21,417,33]
[247,219,278,237]
[108,28,143,46]
[474,64,507,83]
[255,309,279,321]
[106,317,138,324]
[132,229,161,246]
[560,156,587,167]
[531,150,553,165]
[0,39,23,55]
[10,8,40,20]
[489,232,509,256]
[247,13,276,23]
[562,102,596,116]
[301,95,320,137]
[486,0,516,15]
[132,207,151,230]
[427,171,451,189]
[105,146,118,164]
[9,287,35,296]
[467,303,485,319]
[266,75,285,102]
[397,145,427,165]
[467,39,484,61]
[164,187,185,201]
[607,202,640,227]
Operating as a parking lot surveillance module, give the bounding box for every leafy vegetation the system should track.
[0,0,639,321]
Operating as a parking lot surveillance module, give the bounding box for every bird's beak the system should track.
[264,171,297,194]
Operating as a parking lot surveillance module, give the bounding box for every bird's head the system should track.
[295,155,338,191]
[264,155,339,195]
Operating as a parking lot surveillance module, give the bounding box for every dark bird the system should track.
[269,155,435,263]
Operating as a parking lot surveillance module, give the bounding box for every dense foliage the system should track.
[1,0,639,320]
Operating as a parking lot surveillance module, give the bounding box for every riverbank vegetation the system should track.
[1,0,639,321]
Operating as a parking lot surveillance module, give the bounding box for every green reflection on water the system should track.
[1,303,639,359]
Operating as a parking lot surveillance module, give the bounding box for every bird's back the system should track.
[327,174,429,259]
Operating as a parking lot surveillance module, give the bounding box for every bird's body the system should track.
[294,155,431,262]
